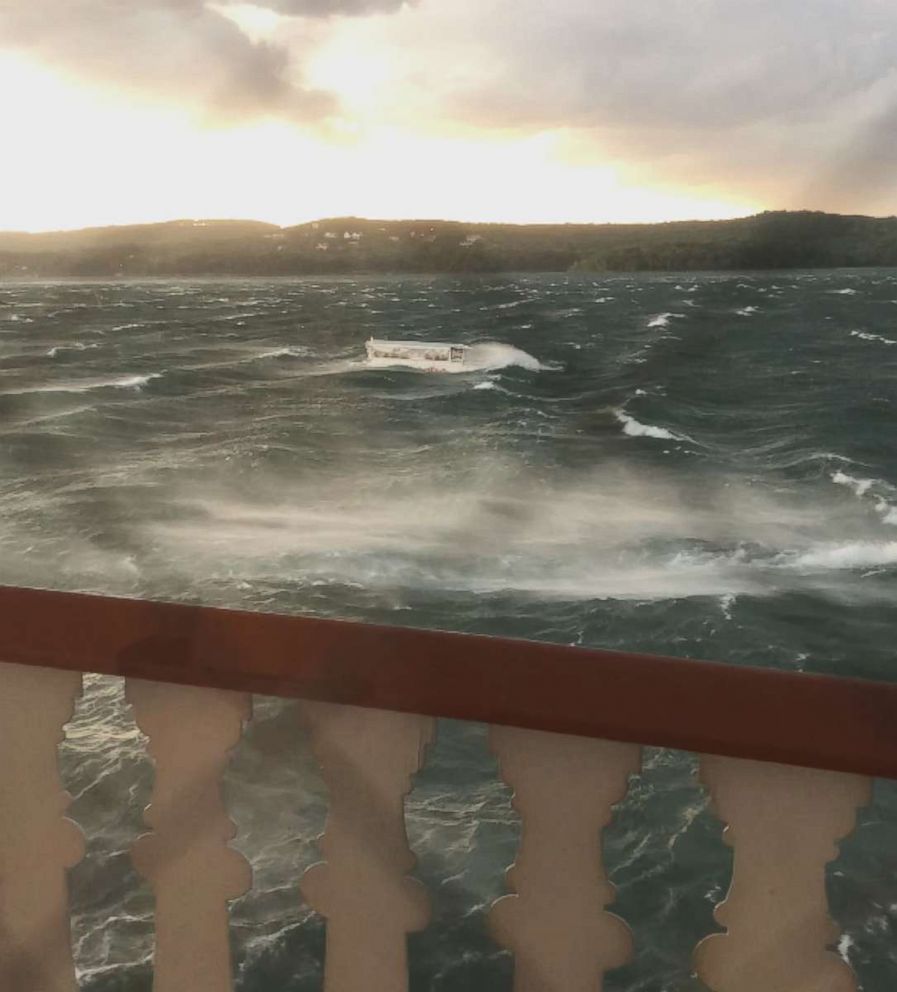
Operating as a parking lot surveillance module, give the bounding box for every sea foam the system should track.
[614,410,683,441]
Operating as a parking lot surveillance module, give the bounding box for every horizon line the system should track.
[6,207,893,238]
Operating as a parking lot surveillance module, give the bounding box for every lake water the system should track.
[1,271,895,990]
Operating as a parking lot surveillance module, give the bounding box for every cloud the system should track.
[358,0,897,130]
[263,0,410,12]
[3,0,897,212]
[803,97,897,215]
[314,0,897,210]
[0,0,408,122]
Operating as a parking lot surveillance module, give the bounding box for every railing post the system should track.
[128,680,251,992]
[0,662,83,992]
[696,755,871,992]
[300,702,434,992]
[490,726,640,992]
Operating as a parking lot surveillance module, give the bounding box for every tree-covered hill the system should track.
[2,211,897,277]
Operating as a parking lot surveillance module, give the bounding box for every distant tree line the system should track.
[2,211,897,277]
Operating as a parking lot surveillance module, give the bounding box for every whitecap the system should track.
[2,373,162,396]
[647,313,677,328]
[46,343,100,357]
[831,470,897,524]
[831,470,875,498]
[736,306,759,316]
[113,374,161,390]
[850,330,896,346]
[837,933,855,964]
[614,410,684,441]
[876,501,897,526]
[256,346,313,360]
[829,288,858,295]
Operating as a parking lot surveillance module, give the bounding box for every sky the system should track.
[2,0,897,231]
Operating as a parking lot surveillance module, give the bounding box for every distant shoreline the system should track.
[2,266,896,285]
[3,210,897,277]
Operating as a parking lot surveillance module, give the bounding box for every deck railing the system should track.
[0,584,895,992]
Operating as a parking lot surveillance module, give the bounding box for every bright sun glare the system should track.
[0,46,757,232]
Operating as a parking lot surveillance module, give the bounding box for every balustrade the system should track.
[0,586,895,991]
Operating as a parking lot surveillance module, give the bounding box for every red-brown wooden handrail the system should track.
[0,584,895,779]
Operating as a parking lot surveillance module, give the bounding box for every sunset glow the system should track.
[0,52,757,232]
[2,0,894,232]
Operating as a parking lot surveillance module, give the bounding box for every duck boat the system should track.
[365,338,468,371]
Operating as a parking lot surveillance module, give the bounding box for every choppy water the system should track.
[1,272,895,990]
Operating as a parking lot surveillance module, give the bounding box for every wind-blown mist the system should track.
[1,273,895,990]
[143,465,897,607]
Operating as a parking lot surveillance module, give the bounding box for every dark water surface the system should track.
[1,272,895,990]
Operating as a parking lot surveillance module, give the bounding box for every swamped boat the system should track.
[365,338,468,371]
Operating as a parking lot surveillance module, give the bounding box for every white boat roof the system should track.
[368,338,465,349]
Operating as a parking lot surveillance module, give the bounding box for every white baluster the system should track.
[696,755,871,992]
[300,702,434,992]
[0,662,83,992]
[127,681,251,992]
[490,726,640,992]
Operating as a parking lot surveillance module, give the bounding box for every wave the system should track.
[614,410,685,442]
[47,343,101,357]
[829,288,859,296]
[850,330,896,346]
[736,306,759,316]
[2,373,162,396]
[467,343,550,371]
[831,470,897,525]
[876,502,897,526]
[0,405,95,432]
[112,374,161,390]
[832,470,875,498]
[647,313,683,328]
[256,346,314,360]
[719,593,736,620]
